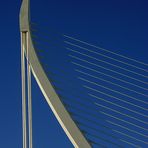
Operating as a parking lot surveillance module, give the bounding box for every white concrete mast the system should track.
[20,0,91,147]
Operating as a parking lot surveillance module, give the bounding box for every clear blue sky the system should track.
[0,0,147,147]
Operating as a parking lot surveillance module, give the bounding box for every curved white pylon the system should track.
[20,0,91,147]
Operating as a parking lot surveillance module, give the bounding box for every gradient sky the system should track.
[0,0,147,148]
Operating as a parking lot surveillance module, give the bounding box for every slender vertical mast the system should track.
[20,0,32,148]
[21,32,27,148]
[27,32,32,148]
[21,32,32,148]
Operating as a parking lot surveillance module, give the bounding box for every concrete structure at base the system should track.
[20,0,91,148]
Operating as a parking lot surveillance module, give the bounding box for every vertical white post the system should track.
[21,32,27,148]
[27,33,33,148]
[21,32,33,148]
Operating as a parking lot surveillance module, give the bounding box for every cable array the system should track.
[30,24,148,147]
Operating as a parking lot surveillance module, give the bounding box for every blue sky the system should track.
[0,0,147,147]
